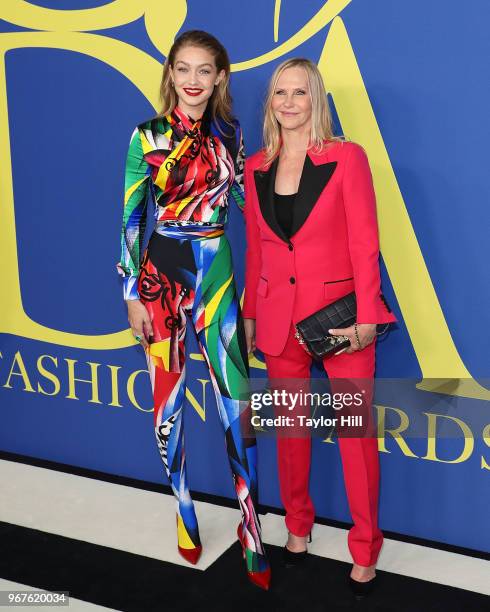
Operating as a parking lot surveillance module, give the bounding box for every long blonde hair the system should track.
[263,58,339,165]
[159,30,233,126]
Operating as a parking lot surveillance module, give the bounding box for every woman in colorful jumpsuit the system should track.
[117,30,270,590]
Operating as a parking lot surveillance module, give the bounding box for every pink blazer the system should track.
[242,140,396,357]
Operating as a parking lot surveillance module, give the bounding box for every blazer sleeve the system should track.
[342,143,383,323]
[117,127,150,301]
[242,158,261,319]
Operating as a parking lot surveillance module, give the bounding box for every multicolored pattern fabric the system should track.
[154,221,225,240]
[140,233,266,570]
[118,106,245,300]
[118,107,268,575]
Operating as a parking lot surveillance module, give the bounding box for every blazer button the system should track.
[289,277,296,284]
[288,243,293,251]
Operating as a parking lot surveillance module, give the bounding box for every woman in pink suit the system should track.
[242,58,396,598]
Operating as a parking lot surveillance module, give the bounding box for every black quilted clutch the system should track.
[294,292,389,359]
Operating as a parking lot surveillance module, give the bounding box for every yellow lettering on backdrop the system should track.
[3,350,35,392]
[127,369,152,412]
[0,0,188,56]
[0,0,187,349]
[108,364,123,407]
[185,379,211,422]
[1,0,144,32]
[422,413,474,464]
[481,423,490,471]
[0,2,487,400]
[64,358,102,404]
[376,405,418,457]
[37,354,61,396]
[274,0,282,43]
[233,0,352,70]
[316,18,489,400]
[0,32,162,349]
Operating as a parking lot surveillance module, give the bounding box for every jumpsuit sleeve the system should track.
[228,123,246,212]
[117,126,151,301]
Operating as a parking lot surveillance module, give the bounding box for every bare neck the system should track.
[280,125,310,158]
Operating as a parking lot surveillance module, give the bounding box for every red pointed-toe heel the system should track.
[248,563,271,591]
[176,514,202,565]
[237,524,271,591]
[177,544,202,565]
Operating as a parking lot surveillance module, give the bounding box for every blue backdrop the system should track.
[0,0,488,553]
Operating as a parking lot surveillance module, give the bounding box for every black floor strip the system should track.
[1,449,489,562]
[0,521,488,612]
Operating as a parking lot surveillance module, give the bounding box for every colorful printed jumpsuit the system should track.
[118,106,267,572]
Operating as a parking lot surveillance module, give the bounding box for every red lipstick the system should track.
[183,88,204,97]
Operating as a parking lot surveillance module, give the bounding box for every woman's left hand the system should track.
[328,323,376,354]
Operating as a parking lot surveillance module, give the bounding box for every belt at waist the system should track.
[154,221,224,240]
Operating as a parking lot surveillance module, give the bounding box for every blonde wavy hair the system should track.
[159,30,233,127]
[263,58,339,165]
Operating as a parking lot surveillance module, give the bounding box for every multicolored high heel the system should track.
[237,523,271,590]
[176,514,202,565]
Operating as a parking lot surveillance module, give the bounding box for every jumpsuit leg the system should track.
[191,236,268,572]
[138,239,202,562]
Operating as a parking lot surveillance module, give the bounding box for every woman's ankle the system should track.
[350,563,376,582]
[286,532,309,552]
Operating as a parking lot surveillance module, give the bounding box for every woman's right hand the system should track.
[126,299,153,349]
[244,318,256,354]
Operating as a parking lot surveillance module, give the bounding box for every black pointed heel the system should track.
[348,575,377,599]
[283,531,312,568]
[283,546,307,567]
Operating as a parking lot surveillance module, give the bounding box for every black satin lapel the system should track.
[253,157,288,242]
[290,157,338,237]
